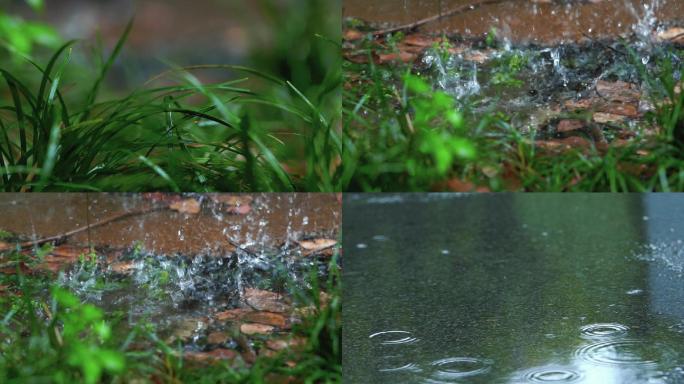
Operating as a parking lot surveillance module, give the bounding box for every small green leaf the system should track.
[404,75,430,94]
[98,349,125,372]
[451,138,477,160]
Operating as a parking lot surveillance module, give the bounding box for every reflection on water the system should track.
[344,0,684,43]
[343,194,684,383]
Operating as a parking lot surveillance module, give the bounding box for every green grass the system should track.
[0,248,341,383]
[342,29,684,192]
[0,1,342,192]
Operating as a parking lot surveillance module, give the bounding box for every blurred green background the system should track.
[0,0,342,192]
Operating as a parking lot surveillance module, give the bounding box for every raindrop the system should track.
[372,235,389,242]
[626,289,643,295]
[441,249,450,255]
[356,243,368,249]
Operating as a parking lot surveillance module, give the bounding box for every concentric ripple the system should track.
[579,323,629,339]
[575,339,675,368]
[369,330,420,345]
[524,367,582,382]
[377,361,422,373]
[376,354,422,373]
[428,357,492,380]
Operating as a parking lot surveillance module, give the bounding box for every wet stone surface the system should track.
[0,193,339,367]
[344,0,684,167]
[344,28,684,148]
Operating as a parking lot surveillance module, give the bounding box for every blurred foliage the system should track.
[0,1,342,191]
[0,0,61,58]
[246,0,341,107]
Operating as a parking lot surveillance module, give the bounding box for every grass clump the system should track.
[0,3,341,192]
[343,25,684,191]
[0,247,341,383]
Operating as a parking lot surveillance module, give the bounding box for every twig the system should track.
[12,205,168,250]
[3,202,259,258]
[372,0,512,36]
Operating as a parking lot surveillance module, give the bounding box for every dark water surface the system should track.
[344,0,684,43]
[343,194,684,383]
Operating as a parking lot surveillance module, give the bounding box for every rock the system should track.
[293,305,317,321]
[168,318,208,343]
[444,179,490,192]
[536,136,593,153]
[377,51,418,64]
[205,195,253,215]
[265,337,307,352]
[110,261,136,274]
[557,119,585,133]
[184,348,238,364]
[169,198,201,214]
[207,331,231,345]
[240,323,274,335]
[402,34,441,48]
[593,112,627,124]
[464,49,495,64]
[564,99,593,111]
[343,29,365,41]
[658,27,684,44]
[243,311,289,329]
[215,308,254,321]
[595,80,640,103]
[297,239,337,253]
[243,288,290,313]
[605,103,639,118]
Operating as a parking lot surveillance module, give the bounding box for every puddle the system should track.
[343,194,684,383]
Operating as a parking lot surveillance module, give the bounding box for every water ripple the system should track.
[575,339,675,367]
[369,330,420,345]
[579,323,629,339]
[428,357,492,381]
[524,367,582,382]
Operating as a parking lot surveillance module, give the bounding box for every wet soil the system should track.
[344,0,684,44]
[0,193,340,254]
